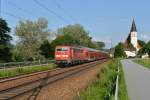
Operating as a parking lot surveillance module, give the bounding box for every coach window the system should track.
[73,48,76,53]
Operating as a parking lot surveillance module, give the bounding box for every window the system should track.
[57,47,68,51]
[72,48,83,53]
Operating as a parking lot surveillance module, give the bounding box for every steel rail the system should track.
[0,59,107,100]
[0,68,60,82]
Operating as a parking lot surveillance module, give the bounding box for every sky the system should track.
[1,0,150,48]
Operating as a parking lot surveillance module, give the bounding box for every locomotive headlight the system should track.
[62,55,68,57]
[56,55,61,57]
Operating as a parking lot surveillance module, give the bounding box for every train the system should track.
[55,45,109,66]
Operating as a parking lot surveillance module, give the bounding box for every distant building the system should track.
[142,53,149,58]
[124,20,142,57]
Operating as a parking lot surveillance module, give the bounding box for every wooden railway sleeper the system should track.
[28,71,51,100]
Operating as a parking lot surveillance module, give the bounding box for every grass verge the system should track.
[118,60,129,100]
[133,59,150,68]
[0,63,57,78]
[76,59,129,100]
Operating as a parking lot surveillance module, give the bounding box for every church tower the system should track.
[124,19,141,57]
[130,19,138,50]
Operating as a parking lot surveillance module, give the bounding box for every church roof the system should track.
[124,19,138,46]
[123,19,140,51]
[130,19,137,32]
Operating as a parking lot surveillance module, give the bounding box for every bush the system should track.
[114,43,126,58]
[78,59,118,100]
[0,64,56,78]
[77,59,129,100]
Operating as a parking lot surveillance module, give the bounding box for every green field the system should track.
[134,59,150,68]
[76,59,129,100]
[0,63,57,78]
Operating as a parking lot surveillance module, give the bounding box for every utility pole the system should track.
[0,0,1,17]
[110,38,114,57]
[110,38,113,49]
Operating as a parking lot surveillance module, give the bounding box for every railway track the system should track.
[0,59,107,100]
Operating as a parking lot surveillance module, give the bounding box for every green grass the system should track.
[0,63,57,78]
[118,61,129,100]
[134,59,150,68]
[76,59,129,100]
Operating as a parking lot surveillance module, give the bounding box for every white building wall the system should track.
[125,51,136,57]
[131,32,138,50]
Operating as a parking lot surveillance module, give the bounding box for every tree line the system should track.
[0,17,105,62]
[114,40,150,58]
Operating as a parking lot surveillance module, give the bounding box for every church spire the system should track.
[130,19,137,32]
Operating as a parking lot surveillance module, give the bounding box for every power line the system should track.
[0,1,22,25]
[51,0,76,22]
[6,1,37,17]
[2,11,22,20]
[0,0,1,17]
[1,11,22,29]
[33,0,67,22]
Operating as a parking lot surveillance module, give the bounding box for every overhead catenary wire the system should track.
[0,0,1,17]
[6,1,37,17]
[33,0,68,22]
[0,11,20,30]
[51,0,76,22]
[0,11,20,31]
[0,0,72,36]
[2,11,22,20]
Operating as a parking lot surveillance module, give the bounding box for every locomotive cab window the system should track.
[57,48,68,51]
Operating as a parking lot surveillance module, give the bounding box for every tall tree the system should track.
[139,41,150,57]
[114,42,126,58]
[15,18,51,61]
[138,40,146,47]
[50,24,97,57]
[57,24,95,47]
[12,43,24,61]
[145,41,150,57]
[40,40,52,59]
[94,41,105,50]
[50,33,78,57]
[0,18,12,62]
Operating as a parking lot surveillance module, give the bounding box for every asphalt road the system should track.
[121,59,150,100]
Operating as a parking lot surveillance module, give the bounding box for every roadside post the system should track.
[115,61,120,100]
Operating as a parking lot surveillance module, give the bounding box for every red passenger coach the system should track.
[55,45,109,65]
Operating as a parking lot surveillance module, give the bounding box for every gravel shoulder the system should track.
[36,61,108,100]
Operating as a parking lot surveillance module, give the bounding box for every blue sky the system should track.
[2,0,150,48]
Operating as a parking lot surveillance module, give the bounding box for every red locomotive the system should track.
[55,45,109,65]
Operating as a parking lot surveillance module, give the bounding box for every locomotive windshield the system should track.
[57,47,68,51]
